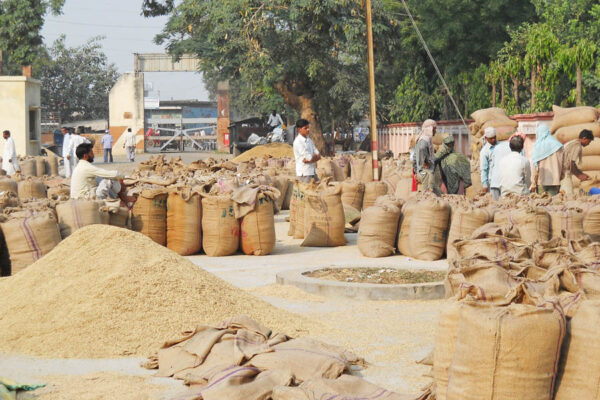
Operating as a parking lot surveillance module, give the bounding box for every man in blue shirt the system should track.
[479,127,512,200]
[101,130,114,163]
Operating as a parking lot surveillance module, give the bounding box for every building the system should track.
[0,76,41,157]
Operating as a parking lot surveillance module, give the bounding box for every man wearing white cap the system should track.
[479,127,511,200]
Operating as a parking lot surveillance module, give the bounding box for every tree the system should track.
[0,0,64,74]
[143,0,403,153]
[35,36,120,123]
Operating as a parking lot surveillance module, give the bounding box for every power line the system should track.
[46,18,163,29]
[399,0,468,129]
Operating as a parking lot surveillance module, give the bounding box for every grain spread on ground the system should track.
[231,143,294,163]
[0,225,325,358]
[304,268,446,284]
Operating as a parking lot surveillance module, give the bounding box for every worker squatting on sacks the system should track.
[70,142,136,207]
[293,118,321,183]
[2,130,20,176]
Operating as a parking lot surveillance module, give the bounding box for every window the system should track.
[29,110,38,140]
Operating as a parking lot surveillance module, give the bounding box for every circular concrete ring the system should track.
[276,266,445,301]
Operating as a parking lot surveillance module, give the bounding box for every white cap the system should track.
[484,127,497,138]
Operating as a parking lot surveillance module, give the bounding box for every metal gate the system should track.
[144,117,217,153]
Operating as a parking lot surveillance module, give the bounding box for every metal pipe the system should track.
[365,0,379,181]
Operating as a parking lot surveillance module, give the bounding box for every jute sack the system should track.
[332,157,350,181]
[17,179,47,200]
[167,190,202,256]
[302,186,346,247]
[362,181,387,210]
[281,178,294,210]
[201,195,239,256]
[397,200,416,256]
[393,169,413,201]
[447,207,494,262]
[20,159,36,177]
[471,107,509,126]
[582,137,600,156]
[453,236,530,262]
[271,176,289,211]
[35,157,46,177]
[340,180,364,211]
[446,301,565,400]
[547,208,585,240]
[465,171,482,199]
[555,300,600,399]
[434,301,462,400]
[0,211,61,274]
[357,203,400,257]
[554,122,600,144]
[316,158,334,180]
[551,105,599,133]
[494,207,550,243]
[407,197,450,261]
[132,189,168,245]
[0,177,18,194]
[381,169,402,194]
[108,207,130,229]
[241,192,276,255]
[293,183,308,239]
[576,242,600,269]
[47,185,70,200]
[583,205,600,242]
[47,155,59,176]
[481,118,518,131]
[579,155,600,171]
[287,182,298,236]
[56,199,105,239]
[445,261,523,302]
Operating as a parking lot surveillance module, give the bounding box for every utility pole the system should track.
[365,0,379,181]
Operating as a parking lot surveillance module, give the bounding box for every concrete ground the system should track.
[1,151,447,399]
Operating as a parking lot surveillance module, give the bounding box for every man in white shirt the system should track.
[101,129,114,163]
[498,135,531,197]
[2,130,20,175]
[66,129,91,168]
[293,119,320,182]
[70,142,134,207]
[267,110,284,131]
[122,128,137,162]
[61,127,73,177]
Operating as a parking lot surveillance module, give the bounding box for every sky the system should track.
[41,0,210,102]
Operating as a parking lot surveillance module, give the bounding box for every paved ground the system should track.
[1,152,447,399]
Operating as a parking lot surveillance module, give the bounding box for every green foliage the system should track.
[35,36,120,122]
[0,0,64,73]
[389,67,441,122]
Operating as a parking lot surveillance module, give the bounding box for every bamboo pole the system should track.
[365,0,379,181]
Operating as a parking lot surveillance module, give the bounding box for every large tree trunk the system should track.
[512,78,519,111]
[274,81,325,154]
[530,67,536,111]
[576,65,582,106]
[491,82,496,107]
[500,79,505,108]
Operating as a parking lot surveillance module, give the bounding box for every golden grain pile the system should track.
[0,225,323,358]
[232,143,294,162]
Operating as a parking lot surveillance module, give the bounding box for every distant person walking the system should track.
[66,129,91,169]
[293,118,320,183]
[61,127,73,177]
[530,124,564,196]
[413,119,438,194]
[2,130,20,176]
[123,128,137,162]
[101,129,114,163]
[561,129,594,195]
[267,110,284,131]
[498,136,531,197]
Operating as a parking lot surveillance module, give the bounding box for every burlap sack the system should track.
[407,197,450,261]
[555,300,600,399]
[132,189,168,245]
[357,203,400,258]
[287,182,298,236]
[17,179,47,199]
[579,155,600,171]
[316,159,334,179]
[445,261,523,302]
[582,137,600,156]
[494,207,551,243]
[471,107,509,126]
[56,199,105,239]
[381,169,402,194]
[481,118,518,131]
[0,211,62,274]
[0,177,18,194]
[293,183,307,239]
[393,169,414,201]
[199,367,292,400]
[108,207,130,229]
[271,177,289,211]
[465,171,482,199]
[340,181,364,211]
[551,105,599,133]
[453,235,530,262]
[447,207,494,262]
[433,301,462,400]
[47,185,70,200]
[202,195,239,256]
[554,122,600,144]
[547,208,585,240]
[35,157,46,177]
[301,187,346,247]
[241,192,276,255]
[361,181,388,210]
[397,200,416,256]
[281,178,294,210]
[47,155,59,176]
[20,159,36,177]
[332,157,350,181]
[446,301,565,400]
[167,190,202,256]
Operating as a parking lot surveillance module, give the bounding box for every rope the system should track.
[399,0,469,129]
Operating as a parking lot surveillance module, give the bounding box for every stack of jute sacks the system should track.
[433,223,600,399]
[550,105,600,186]
[468,107,518,161]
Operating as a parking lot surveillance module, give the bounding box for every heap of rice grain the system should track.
[231,143,294,162]
[0,225,322,358]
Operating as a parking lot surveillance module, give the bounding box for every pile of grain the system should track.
[232,143,294,162]
[0,225,323,358]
